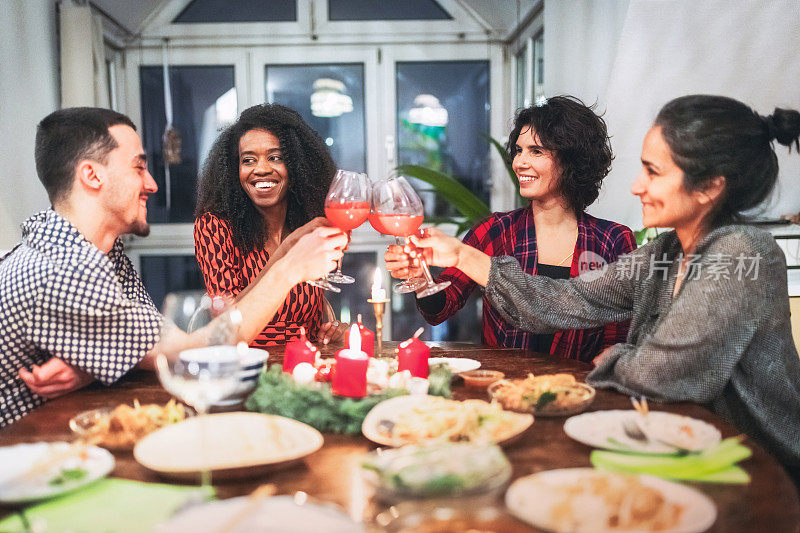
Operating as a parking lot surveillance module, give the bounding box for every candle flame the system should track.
[349,323,362,353]
[372,267,382,290]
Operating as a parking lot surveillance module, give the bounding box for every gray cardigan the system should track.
[485,224,800,474]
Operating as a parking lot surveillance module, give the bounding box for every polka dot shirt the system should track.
[0,210,162,427]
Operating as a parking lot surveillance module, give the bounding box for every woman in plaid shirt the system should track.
[387,97,635,362]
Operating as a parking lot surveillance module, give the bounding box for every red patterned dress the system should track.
[194,212,325,347]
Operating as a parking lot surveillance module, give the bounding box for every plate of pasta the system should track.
[488,373,595,416]
[362,395,533,447]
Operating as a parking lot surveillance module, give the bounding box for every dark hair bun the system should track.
[767,107,800,151]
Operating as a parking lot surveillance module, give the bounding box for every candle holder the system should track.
[367,297,389,357]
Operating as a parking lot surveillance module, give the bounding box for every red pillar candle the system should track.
[283,327,319,374]
[332,326,369,397]
[345,314,374,357]
[397,327,429,378]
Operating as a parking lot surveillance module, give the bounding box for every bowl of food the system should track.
[488,373,595,417]
[69,399,187,450]
[374,499,532,533]
[361,442,511,502]
[460,370,504,390]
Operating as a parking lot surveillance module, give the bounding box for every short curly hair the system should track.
[195,104,336,254]
[506,96,613,213]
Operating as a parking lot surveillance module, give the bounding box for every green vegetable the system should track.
[245,364,452,434]
[534,391,557,410]
[591,437,752,483]
[49,467,88,486]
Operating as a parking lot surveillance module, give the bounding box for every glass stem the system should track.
[198,404,211,490]
[418,255,436,284]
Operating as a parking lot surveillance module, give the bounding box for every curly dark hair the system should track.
[506,96,613,213]
[195,103,336,254]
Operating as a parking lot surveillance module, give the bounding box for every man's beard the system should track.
[128,219,150,237]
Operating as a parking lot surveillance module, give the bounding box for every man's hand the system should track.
[19,358,94,399]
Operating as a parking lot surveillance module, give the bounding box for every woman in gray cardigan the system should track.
[388,95,800,479]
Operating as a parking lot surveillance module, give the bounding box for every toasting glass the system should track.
[155,291,244,490]
[370,176,450,297]
[323,169,371,284]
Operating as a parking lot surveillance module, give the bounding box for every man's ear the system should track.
[74,160,104,192]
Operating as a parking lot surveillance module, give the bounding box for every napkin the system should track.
[0,478,214,533]
[591,437,752,483]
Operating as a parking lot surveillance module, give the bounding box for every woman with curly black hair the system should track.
[194,103,348,347]
[386,96,635,362]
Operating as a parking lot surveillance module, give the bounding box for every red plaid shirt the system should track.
[418,208,636,362]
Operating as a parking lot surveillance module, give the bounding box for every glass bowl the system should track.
[361,442,511,503]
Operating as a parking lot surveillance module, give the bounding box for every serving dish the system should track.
[488,379,595,417]
[361,442,511,501]
[134,412,323,480]
[362,395,533,447]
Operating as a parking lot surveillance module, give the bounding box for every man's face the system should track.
[101,125,157,237]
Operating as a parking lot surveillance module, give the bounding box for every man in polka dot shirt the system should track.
[0,107,347,427]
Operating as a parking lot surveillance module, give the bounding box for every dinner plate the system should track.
[134,412,323,481]
[155,494,364,533]
[0,442,114,504]
[362,394,533,447]
[563,410,721,454]
[428,357,481,373]
[506,468,716,533]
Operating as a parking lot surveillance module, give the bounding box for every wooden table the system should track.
[2,343,798,532]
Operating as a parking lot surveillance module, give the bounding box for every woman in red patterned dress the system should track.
[194,104,348,348]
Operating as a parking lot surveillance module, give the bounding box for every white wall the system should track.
[0,0,59,248]
[544,0,800,230]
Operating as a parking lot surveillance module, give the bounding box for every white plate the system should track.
[0,442,115,504]
[428,357,480,373]
[362,394,533,447]
[156,494,364,533]
[506,468,716,533]
[134,412,323,480]
[563,410,721,454]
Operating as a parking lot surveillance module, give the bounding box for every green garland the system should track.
[245,364,452,434]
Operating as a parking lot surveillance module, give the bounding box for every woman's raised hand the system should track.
[281,226,347,284]
[272,217,330,263]
[406,228,464,269]
[384,243,423,280]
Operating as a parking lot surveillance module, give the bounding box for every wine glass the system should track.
[156,291,244,490]
[370,176,450,297]
[323,169,371,284]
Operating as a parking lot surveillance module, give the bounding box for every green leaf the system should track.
[484,135,524,204]
[534,391,557,410]
[395,164,491,222]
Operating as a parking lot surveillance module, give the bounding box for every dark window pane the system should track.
[173,0,297,23]
[396,60,490,217]
[139,65,236,223]
[329,0,451,20]
[265,63,366,172]
[324,252,380,334]
[140,255,206,310]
